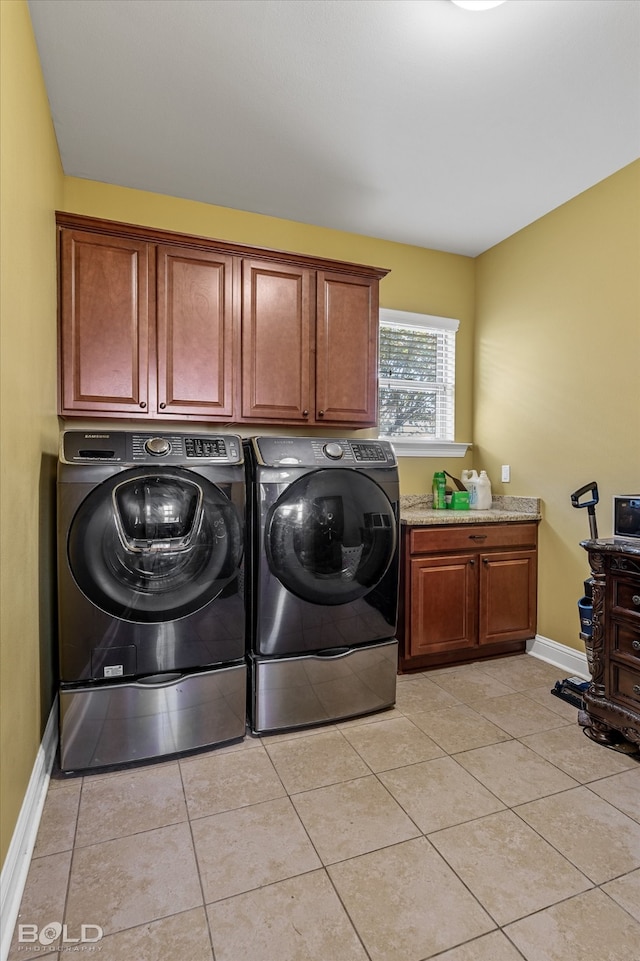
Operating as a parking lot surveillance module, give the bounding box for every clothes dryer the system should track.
[57,430,246,772]
[245,436,399,733]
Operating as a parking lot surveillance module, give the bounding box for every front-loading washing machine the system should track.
[57,430,246,772]
[245,436,400,733]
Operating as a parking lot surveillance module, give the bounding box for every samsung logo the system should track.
[84,433,110,438]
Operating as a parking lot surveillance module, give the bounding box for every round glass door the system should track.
[68,468,243,622]
[265,469,397,605]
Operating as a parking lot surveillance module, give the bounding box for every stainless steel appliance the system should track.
[57,430,246,772]
[245,436,399,733]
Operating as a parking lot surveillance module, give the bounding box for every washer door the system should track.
[265,469,397,605]
[68,468,243,622]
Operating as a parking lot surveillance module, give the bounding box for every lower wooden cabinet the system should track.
[398,522,538,672]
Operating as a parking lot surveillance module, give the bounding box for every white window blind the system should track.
[378,309,459,443]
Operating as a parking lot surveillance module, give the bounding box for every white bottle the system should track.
[474,470,492,510]
[461,469,478,487]
[462,470,479,508]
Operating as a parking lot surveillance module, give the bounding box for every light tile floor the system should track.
[8,654,640,961]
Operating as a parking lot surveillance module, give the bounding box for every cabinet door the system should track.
[409,553,477,657]
[156,246,236,418]
[316,271,378,427]
[241,260,312,422]
[479,549,537,645]
[59,229,150,414]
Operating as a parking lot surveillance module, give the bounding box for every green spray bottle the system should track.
[432,471,446,510]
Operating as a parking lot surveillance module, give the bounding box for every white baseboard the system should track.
[0,698,58,961]
[527,634,589,680]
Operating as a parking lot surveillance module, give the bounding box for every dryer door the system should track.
[265,469,397,605]
[68,467,243,622]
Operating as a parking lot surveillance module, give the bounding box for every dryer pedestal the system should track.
[250,639,397,734]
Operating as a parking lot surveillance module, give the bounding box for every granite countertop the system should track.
[580,537,640,557]
[401,494,542,526]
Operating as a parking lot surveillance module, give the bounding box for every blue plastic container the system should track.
[578,597,593,637]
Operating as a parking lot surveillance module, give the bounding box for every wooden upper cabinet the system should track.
[156,245,235,418]
[316,271,378,427]
[241,260,312,422]
[59,228,150,415]
[56,213,388,426]
[242,265,379,426]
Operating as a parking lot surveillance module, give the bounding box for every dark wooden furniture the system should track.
[580,539,640,747]
[56,213,387,426]
[398,521,538,672]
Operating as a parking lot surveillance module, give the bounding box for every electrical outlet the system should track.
[501,464,510,483]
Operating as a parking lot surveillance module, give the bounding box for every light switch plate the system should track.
[501,465,510,482]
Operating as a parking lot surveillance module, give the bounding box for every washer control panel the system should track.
[253,436,396,468]
[61,431,243,465]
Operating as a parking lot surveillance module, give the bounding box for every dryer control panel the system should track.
[253,436,397,468]
[61,431,243,465]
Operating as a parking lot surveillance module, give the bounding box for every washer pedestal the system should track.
[60,663,246,772]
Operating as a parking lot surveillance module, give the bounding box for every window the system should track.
[378,309,467,457]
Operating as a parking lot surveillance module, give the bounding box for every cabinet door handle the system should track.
[634,685,640,695]
[632,640,640,651]
[469,534,487,540]
[159,402,166,410]
[469,558,475,566]
[482,557,489,564]
[318,409,325,417]
[139,401,146,409]
[302,409,309,417]
[632,595,640,606]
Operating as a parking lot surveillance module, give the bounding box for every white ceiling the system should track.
[28,0,640,256]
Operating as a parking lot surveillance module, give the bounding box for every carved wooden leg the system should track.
[580,715,625,745]
[586,552,606,694]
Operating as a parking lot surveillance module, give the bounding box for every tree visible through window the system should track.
[378,310,458,441]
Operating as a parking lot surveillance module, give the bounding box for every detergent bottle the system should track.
[432,471,447,509]
[461,469,478,487]
[474,470,493,510]
[461,469,479,508]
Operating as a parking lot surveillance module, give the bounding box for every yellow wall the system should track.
[475,160,640,652]
[61,178,477,493]
[0,0,64,863]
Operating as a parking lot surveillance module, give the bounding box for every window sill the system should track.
[378,438,471,458]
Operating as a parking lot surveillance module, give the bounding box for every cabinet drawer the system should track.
[612,578,640,620]
[409,523,537,555]
[611,664,640,708]
[612,620,640,659]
